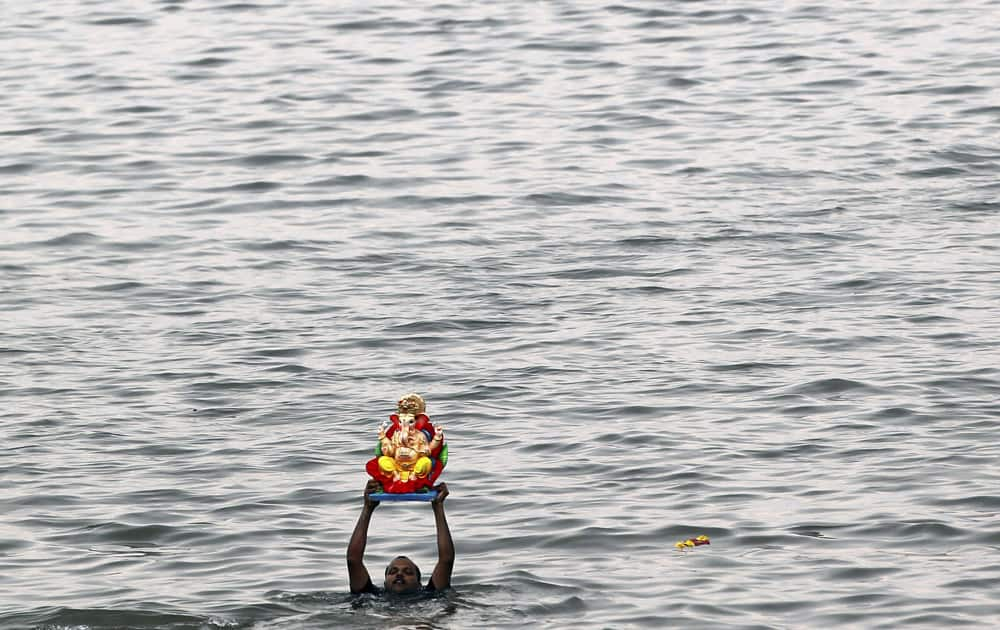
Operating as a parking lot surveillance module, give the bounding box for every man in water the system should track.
[347,480,454,595]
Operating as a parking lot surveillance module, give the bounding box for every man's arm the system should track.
[428,482,454,590]
[347,480,380,593]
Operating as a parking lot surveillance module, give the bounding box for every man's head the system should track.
[384,555,421,594]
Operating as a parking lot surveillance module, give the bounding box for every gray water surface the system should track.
[3,1,1000,628]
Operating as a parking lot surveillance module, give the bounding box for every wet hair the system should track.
[385,555,421,583]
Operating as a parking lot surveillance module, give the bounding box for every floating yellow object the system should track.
[675,535,710,549]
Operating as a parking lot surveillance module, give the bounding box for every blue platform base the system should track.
[371,491,437,502]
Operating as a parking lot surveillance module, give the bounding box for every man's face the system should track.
[385,557,420,594]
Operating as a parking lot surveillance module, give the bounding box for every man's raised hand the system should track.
[363,479,381,511]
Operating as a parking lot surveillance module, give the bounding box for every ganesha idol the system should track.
[366,393,448,494]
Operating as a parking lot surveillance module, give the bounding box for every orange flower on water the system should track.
[675,535,711,549]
